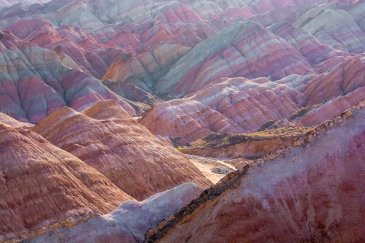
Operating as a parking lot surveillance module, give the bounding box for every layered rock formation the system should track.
[0,31,134,123]
[104,44,189,83]
[32,101,211,200]
[295,92,365,127]
[1,0,362,106]
[303,55,365,105]
[0,112,32,128]
[31,183,203,243]
[269,21,334,64]
[6,18,126,79]
[146,104,365,243]
[1,0,365,242]
[141,77,305,144]
[0,122,133,241]
[295,6,365,53]
[141,53,365,143]
[155,21,312,97]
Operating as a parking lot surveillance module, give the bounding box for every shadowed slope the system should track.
[30,183,203,243]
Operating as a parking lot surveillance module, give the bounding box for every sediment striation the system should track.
[146,104,365,243]
[32,101,211,200]
[0,122,133,240]
[0,31,134,123]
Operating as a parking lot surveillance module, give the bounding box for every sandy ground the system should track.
[187,155,238,183]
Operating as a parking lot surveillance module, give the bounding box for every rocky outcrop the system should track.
[0,123,133,241]
[146,104,365,243]
[181,126,314,159]
[30,183,203,243]
[32,101,211,200]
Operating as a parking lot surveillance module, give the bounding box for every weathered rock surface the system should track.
[0,112,32,128]
[30,183,203,243]
[270,21,335,65]
[303,55,365,105]
[1,1,365,242]
[296,92,365,127]
[141,77,305,144]
[103,44,189,91]
[0,0,49,9]
[2,0,361,103]
[155,21,313,97]
[141,52,365,143]
[32,101,211,200]
[146,104,365,243]
[181,126,314,159]
[0,31,134,123]
[6,18,126,79]
[0,122,133,241]
[296,6,365,53]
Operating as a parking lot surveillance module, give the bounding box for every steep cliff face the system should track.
[0,122,133,241]
[146,106,365,243]
[32,101,211,200]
